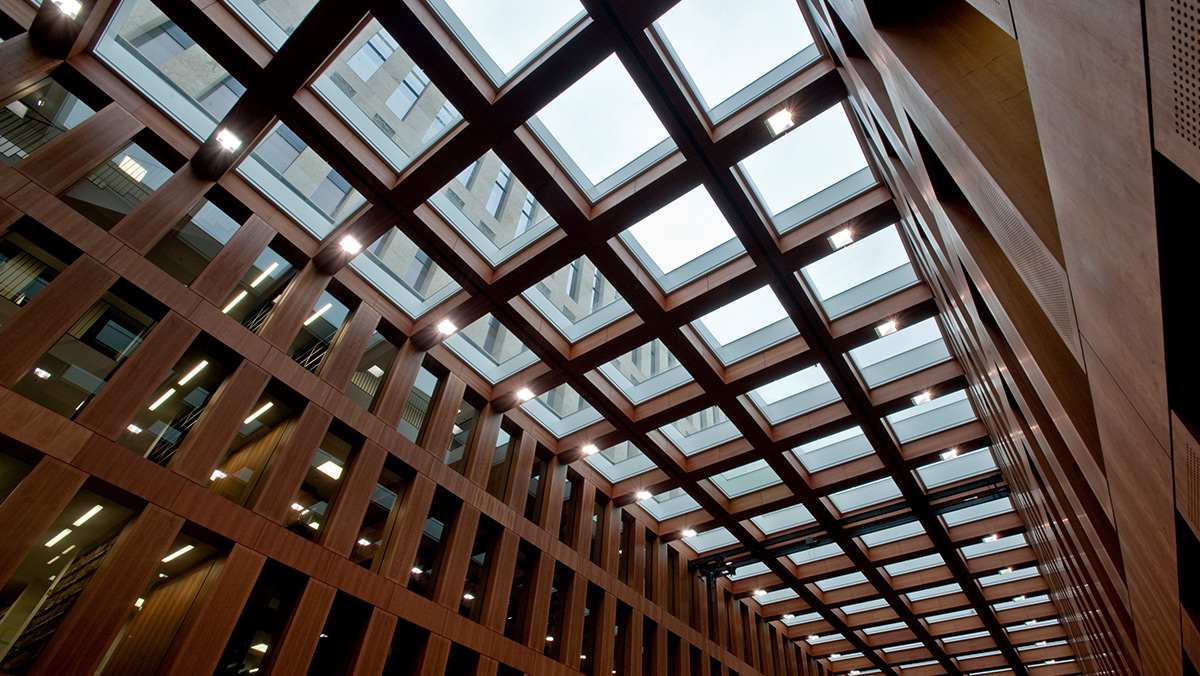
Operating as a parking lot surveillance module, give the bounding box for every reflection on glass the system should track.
[524,255,628,342]
[220,245,296,332]
[213,561,307,675]
[288,290,352,373]
[222,0,319,49]
[350,226,459,318]
[313,21,462,171]
[456,314,530,368]
[97,0,244,138]
[13,285,159,418]
[399,366,439,442]
[849,317,951,387]
[433,0,583,81]
[709,459,782,498]
[800,225,919,319]
[60,143,173,230]
[0,229,71,328]
[410,490,458,598]
[239,123,366,239]
[444,399,479,474]
[209,389,297,505]
[0,79,94,165]
[621,185,742,290]
[352,457,411,569]
[286,431,354,538]
[120,343,232,466]
[347,330,399,411]
[430,151,556,263]
[145,198,242,285]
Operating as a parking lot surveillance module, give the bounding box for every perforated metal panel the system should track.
[1172,0,1200,148]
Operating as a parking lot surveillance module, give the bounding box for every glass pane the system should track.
[884,553,944,576]
[350,226,460,318]
[431,0,583,81]
[220,245,296,331]
[0,229,71,328]
[13,286,159,417]
[430,151,557,264]
[658,405,740,456]
[691,285,797,364]
[96,0,244,138]
[584,440,655,482]
[828,476,901,513]
[145,198,242,286]
[619,185,743,291]
[0,79,94,165]
[787,542,841,566]
[410,491,458,598]
[213,561,307,674]
[286,431,354,538]
[313,21,462,171]
[347,330,399,411]
[60,143,173,230]
[916,447,996,489]
[399,366,440,442]
[943,496,1013,528]
[444,313,537,383]
[749,503,814,534]
[739,103,873,232]
[238,122,366,239]
[655,0,815,114]
[485,427,514,499]
[599,338,691,404]
[352,457,410,569]
[288,290,352,373]
[885,390,976,443]
[800,225,919,319]
[444,399,479,474]
[209,389,297,504]
[531,54,674,196]
[747,364,839,423]
[791,425,873,473]
[708,458,781,498]
[523,255,630,342]
[634,488,700,521]
[119,342,233,466]
[222,0,319,49]
[681,526,737,553]
[520,383,603,438]
[849,317,952,388]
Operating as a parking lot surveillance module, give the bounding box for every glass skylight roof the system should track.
[883,553,944,576]
[739,103,874,233]
[692,285,798,364]
[619,185,744,291]
[637,488,701,521]
[906,582,961,602]
[859,521,925,547]
[754,588,799,605]
[531,54,675,198]
[886,390,977,444]
[430,151,556,265]
[961,533,1027,559]
[584,440,655,481]
[659,405,740,456]
[792,426,874,473]
[598,338,692,404]
[747,364,839,423]
[788,542,842,565]
[751,502,815,534]
[223,0,317,49]
[431,0,585,82]
[849,317,952,388]
[814,571,867,591]
[443,313,539,383]
[917,448,997,489]
[709,459,782,498]
[350,226,460,318]
[682,526,737,553]
[520,382,603,437]
[314,22,462,171]
[829,477,902,513]
[801,225,919,319]
[943,496,1013,528]
[654,0,817,119]
[523,255,632,342]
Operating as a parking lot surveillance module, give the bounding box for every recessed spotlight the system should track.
[581,444,599,456]
[807,635,819,642]
[765,109,794,137]
[339,235,363,254]
[828,228,853,249]
[545,636,554,642]
[783,613,794,620]
[216,128,242,152]
[982,534,999,543]
[1025,619,1038,626]
[33,367,51,380]
[875,320,898,337]
[753,589,767,597]
[681,529,697,538]
[51,0,82,19]
[437,319,458,335]
[357,538,372,547]
[463,593,475,600]
[516,387,535,402]
[830,653,841,659]
[998,567,1013,575]
[635,490,653,501]
[1012,595,1026,602]
[411,567,423,574]
[940,448,959,461]
[911,391,933,405]
[135,597,145,609]
[211,469,227,481]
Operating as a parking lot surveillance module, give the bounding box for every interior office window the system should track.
[198,76,246,119]
[129,21,195,68]
[255,125,306,174]
[119,338,235,466]
[566,259,581,300]
[401,249,435,294]
[220,244,296,332]
[460,517,502,619]
[347,29,397,81]
[409,489,460,598]
[212,561,307,676]
[347,329,399,411]
[503,541,538,640]
[0,79,95,165]
[385,66,430,119]
[145,196,243,285]
[399,365,440,442]
[310,171,354,217]
[485,426,514,499]
[208,384,298,506]
[420,100,458,144]
[524,451,548,523]
[589,270,604,311]
[13,282,162,418]
[382,618,429,674]
[544,563,569,658]
[0,226,74,327]
[306,593,373,675]
[352,455,412,570]
[444,398,479,474]
[486,165,511,217]
[60,142,174,230]
[455,160,479,187]
[515,193,538,237]
[285,429,356,539]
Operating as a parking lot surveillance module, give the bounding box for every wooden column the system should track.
[502,433,537,513]
[568,475,595,556]
[598,500,621,575]
[346,607,398,676]
[470,656,499,676]
[257,263,330,351]
[0,35,61,103]
[648,537,668,607]
[628,518,647,594]
[188,215,274,304]
[18,102,142,194]
[592,592,617,676]
[246,402,333,521]
[420,372,467,459]
[559,572,588,670]
[169,360,270,483]
[649,624,668,676]
[0,457,86,588]
[478,529,520,632]
[621,610,643,676]
[521,552,556,650]
[321,440,387,557]
[539,455,568,534]
[263,578,336,676]
[28,505,184,676]
[319,302,381,391]
[431,504,480,610]
[381,473,436,584]
[371,339,425,429]
[413,633,451,676]
[464,403,502,486]
[109,166,213,252]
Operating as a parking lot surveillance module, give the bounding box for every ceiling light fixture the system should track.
[999,567,1013,575]
[45,529,71,547]
[516,387,535,402]
[940,448,959,461]
[51,0,82,19]
[828,228,853,249]
[339,235,363,254]
[874,319,898,337]
[783,613,794,620]
[316,460,343,480]
[635,490,653,501]
[127,424,143,435]
[411,567,423,574]
[250,643,268,653]
[358,538,372,546]
[681,528,697,538]
[765,109,794,137]
[211,469,227,480]
[911,391,933,405]
[216,128,242,152]
[118,155,148,182]
[304,303,333,326]
[243,402,273,424]
[437,319,458,335]
[148,389,176,411]
[162,544,194,562]
[72,505,103,526]
[753,589,767,597]
[177,361,208,386]
[222,291,247,314]
[250,262,278,288]
[581,444,599,456]
[982,534,999,543]
[34,367,51,379]
[463,593,475,600]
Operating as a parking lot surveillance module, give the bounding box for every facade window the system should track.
[311,172,353,216]
[456,160,479,187]
[482,316,503,358]
[130,22,195,68]
[566,259,581,300]
[590,270,604,311]
[515,193,538,236]
[487,166,512,217]
[420,100,458,144]
[257,126,307,174]
[198,76,246,119]
[347,29,398,81]
[385,67,430,119]
[402,250,435,294]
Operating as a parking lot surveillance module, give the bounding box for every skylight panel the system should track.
[692,285,798,364]
[916,447,997,489]
[350,227,460,318]
[859,521,925,547]
[747,364,839,423]
[584,440,655,481]
[635,488,701,520]
[435,0,584,81]
[532,54,674,196]
[739,103,873,232]
[942,496,1013,528]
[905,582,961,601]
[523,255,633,342]
[979,566,1039,587]
[792,426,874,473]
[599,338,693,404]
[728,561,769,581]
[886,390,977,443]
[849,317,952,388]
[443,313,538,383]
[709,459,782,498]
[520,382,603,437]
[800,225,919,319]
[682,526,737,553]
[883,553,945,576]
[753,588,798,605]
[841,598,890,615]
[829,477,902,513]
[787,542,842,566]
[814,571,867,592]
[620,185,744,290]
[961,533,1027,559]
[223,0,317,49]
[655,0,815,116]
[659,405,741,455]
[782,611,822,626]
[750,503,815,534]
